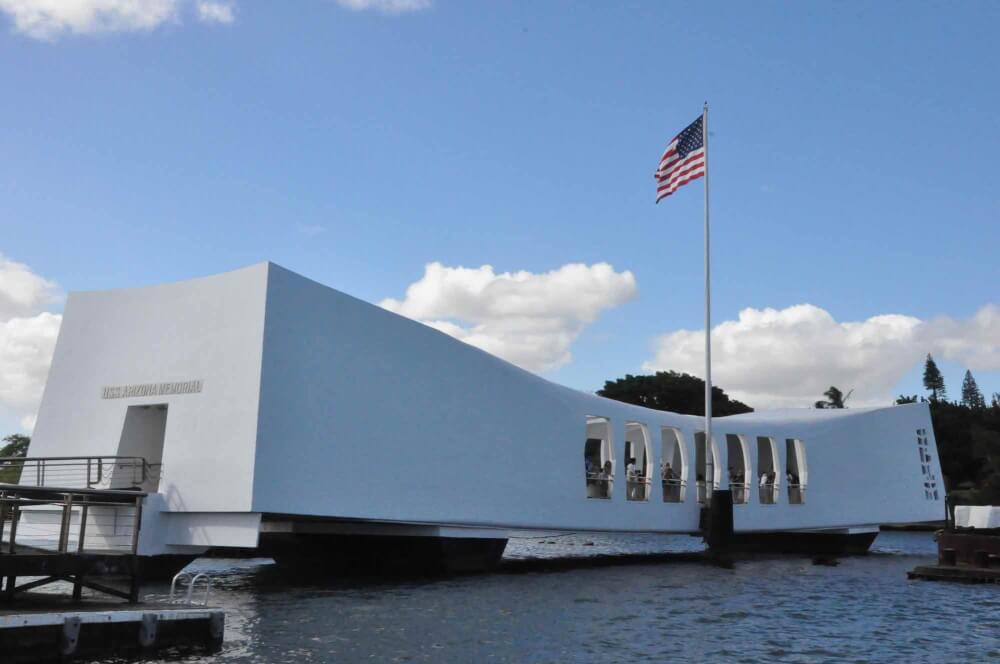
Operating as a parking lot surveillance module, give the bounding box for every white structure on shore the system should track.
[22,263,944,569]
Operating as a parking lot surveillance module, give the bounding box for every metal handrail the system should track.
[170,571,213,606]
[0,485,144,556]
[169,571,192,600]
[0,455,150,462]
[0,456,161,491]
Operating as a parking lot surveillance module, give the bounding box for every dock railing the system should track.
[0,486,144,556]
[0,456,161,491]
[0,469,149,602]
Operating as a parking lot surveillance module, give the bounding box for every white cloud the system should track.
[1,312,61,431]
[195,0,231,24]
[0,0,238,40]
[0,255,63,432]
[336,0,430,15]
[0,0,179,39]
[381,262,637,372]
[643,303,1000,409]
[0,254,61,319]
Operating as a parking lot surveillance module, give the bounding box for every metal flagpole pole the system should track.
[702,102,712,492]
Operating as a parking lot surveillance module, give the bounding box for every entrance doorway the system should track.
[113,404,167,491]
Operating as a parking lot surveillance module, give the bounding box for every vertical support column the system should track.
[707,489,733,553]
[129,494,144,604]
[0,490,7,547]
[4,502,19,599]
[73,501,89,601]
[58,494,73,553]
[131,495,143,554]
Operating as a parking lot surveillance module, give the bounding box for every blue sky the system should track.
[1,0,998,434]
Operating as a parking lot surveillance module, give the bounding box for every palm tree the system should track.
[815,386,846,409]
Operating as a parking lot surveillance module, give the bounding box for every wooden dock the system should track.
[908,564,1000,584]
[1,476,226,660]
[0,593,224,662]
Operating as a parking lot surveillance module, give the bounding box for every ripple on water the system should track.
[90,531,1000,664]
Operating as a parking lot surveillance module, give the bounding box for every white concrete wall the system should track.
[30,264,269,513]
[721,404,945,531]
[30,262,944,541]
[251,264,943,533]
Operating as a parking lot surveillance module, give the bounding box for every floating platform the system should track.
[908,565,1000,584]
[0,594,224,663]
[908,506,1000,585]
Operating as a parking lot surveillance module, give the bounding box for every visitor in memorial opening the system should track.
[626,458,637,499]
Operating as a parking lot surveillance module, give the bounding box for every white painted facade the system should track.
[26,263,945,555]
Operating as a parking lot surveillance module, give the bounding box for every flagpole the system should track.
[702,101,712,490]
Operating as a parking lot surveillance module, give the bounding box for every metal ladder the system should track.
[169,571,214,606]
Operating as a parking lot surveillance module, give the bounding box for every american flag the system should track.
[655,115,705,203]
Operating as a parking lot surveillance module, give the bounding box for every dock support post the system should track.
[4,503,19,600]
[706,489,734,553]
[128,556,142,604]
[58,494,73,552]
[138,613,159,648]
[73,501,89,601]
[61,616,82,656]
[209,611,225,646]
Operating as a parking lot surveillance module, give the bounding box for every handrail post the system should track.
[77,501,89,553]
[8,502,19,553]
[0,492,7,548]
[72,498,89,602]
[86,458,93,488]
[58,494,73,553]
[131,495,143,554]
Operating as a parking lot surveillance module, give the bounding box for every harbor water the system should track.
[104,532,997,663]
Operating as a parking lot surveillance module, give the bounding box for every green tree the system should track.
[895,394,920,405]
[597,371,753,416]
[961,370,986,409]
[923,354,947,402]
[815,386,846,409]
[0,433,30,484]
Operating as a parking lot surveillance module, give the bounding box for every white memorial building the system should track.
[23,263,945,572]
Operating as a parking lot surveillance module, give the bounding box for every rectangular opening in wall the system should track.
[660,427,687,503]
[694,432,718,504]
[756,437,779,504]
[584,416,614,499]
[625,422,651,502]
[113,404,167,492]
[785,438,807,505]
[725,434,751,505]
